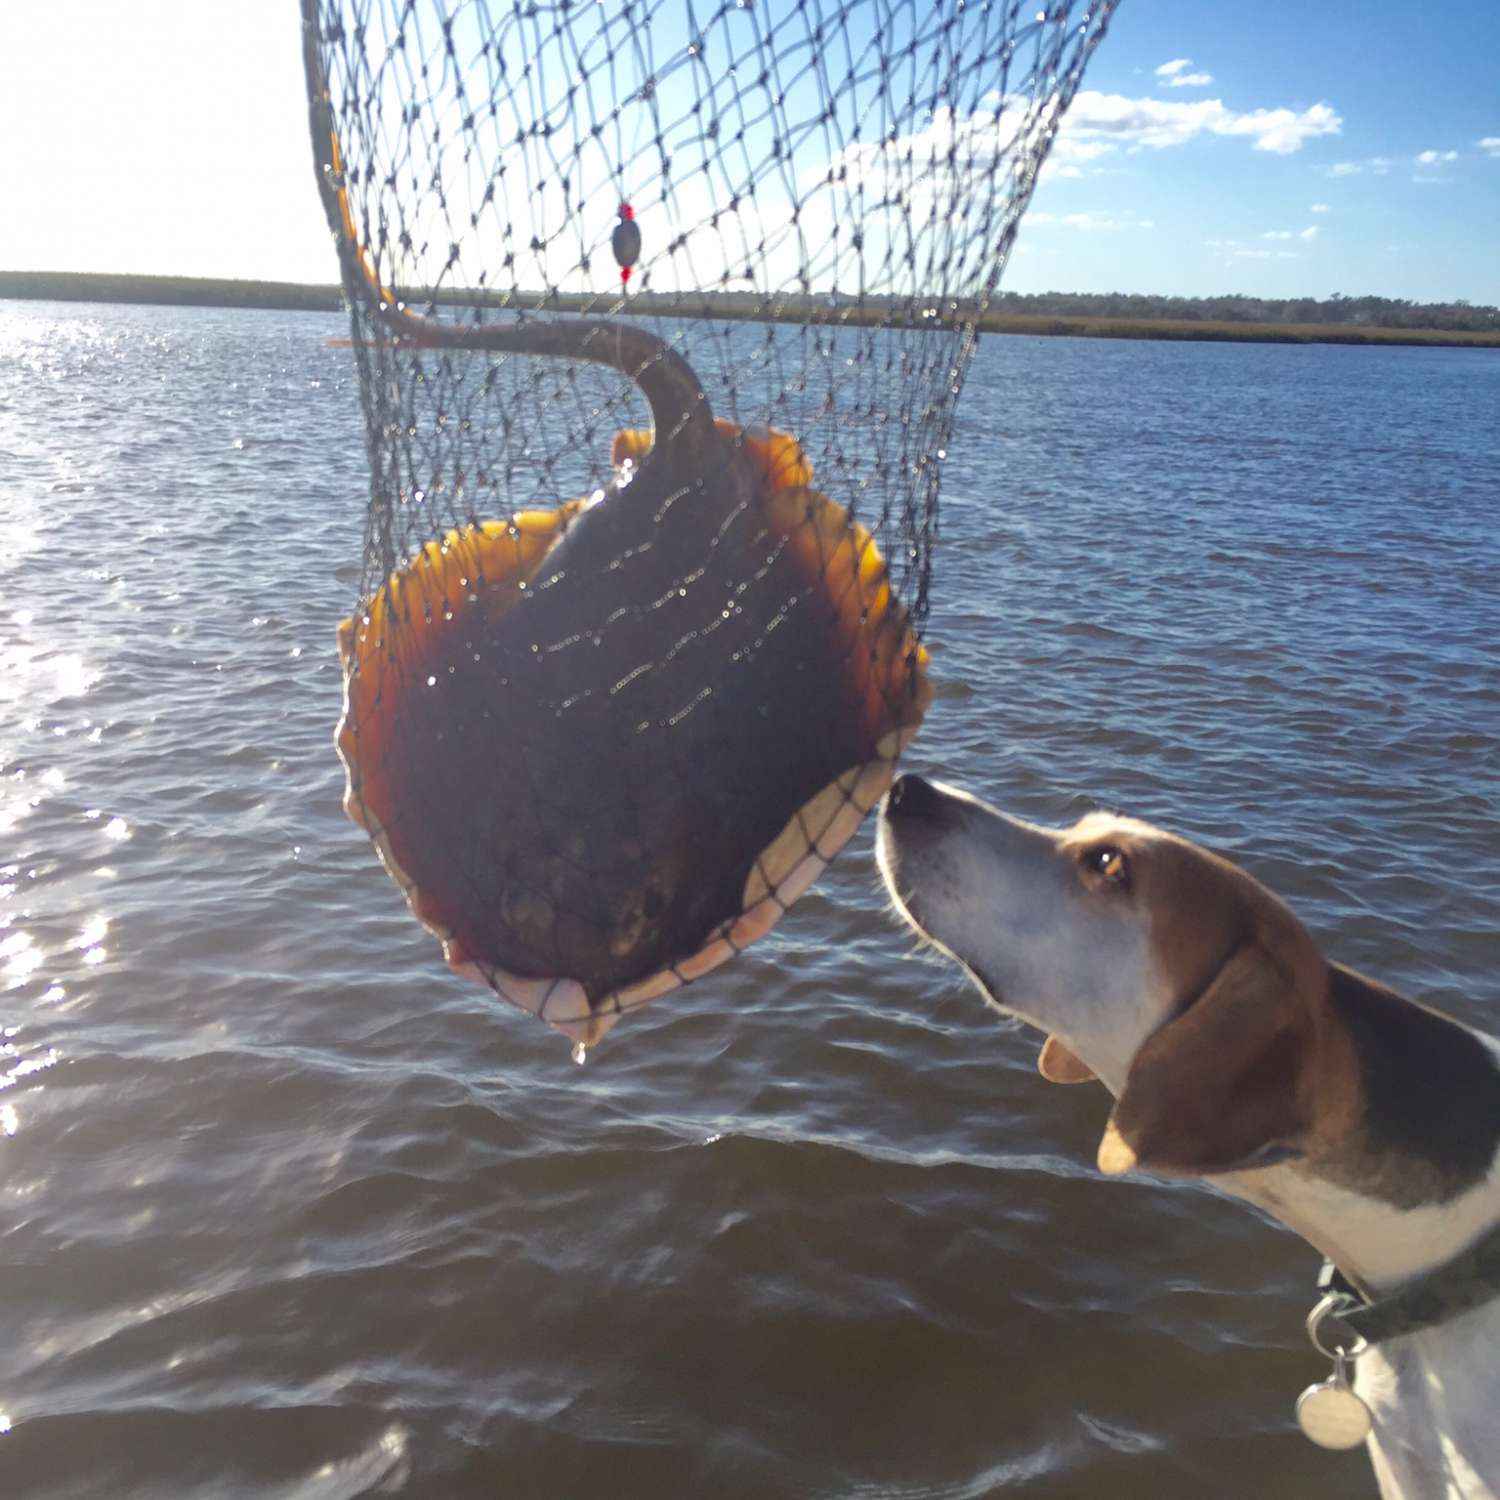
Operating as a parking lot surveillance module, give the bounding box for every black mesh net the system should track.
[301,0,1117,1050]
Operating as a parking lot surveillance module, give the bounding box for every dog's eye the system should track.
[1081,846,1130,888]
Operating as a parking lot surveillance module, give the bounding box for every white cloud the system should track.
[1415,149,1458,164]
[1060,92,1341,156]
[1212,104,1342,153]
[1326,156,1392,177]
[821,91,1344,237]
[1234,245,1300,260]
[1156,59,1215,88]
[1262,230,1294,240]
[1481,137,1500,158]
[1041,138,1115,178]
[1299,225,1320,241]
[1027,211,1152,231]
[1310,202,1330,213]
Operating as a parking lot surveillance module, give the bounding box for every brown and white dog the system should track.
[876,774,1500,1500]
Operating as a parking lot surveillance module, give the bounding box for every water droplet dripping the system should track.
[571,1041,588,1065]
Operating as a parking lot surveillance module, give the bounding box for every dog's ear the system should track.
[1097,942,1311,1176]
[1039,1036,1096,1085]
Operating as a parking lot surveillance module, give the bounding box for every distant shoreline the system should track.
[4,270,1498,349]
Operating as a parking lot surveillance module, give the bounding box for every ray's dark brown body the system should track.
[338,315,927,1007]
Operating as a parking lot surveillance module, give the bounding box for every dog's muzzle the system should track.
[883,772,960,829]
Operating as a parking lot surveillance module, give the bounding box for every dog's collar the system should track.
[1316,1218,1500,1347]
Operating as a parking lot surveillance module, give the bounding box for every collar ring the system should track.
[1306,1292,1369,1362]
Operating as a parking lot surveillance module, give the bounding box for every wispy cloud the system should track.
[1207,237,1300,262]
[1062,92,1341,156]
[1261,226,1320,243]
[1327,157,1393,177]
[1027,211,1153,231]
[1481,137,1500,158]
[1339,148,1462,183]
[1155,58,1215,88]
[823,91,1344,206]
[1310,202,1330,213]
[1299,225,1320,241]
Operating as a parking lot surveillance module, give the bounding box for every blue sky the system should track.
[1017,0,1500,303]
[1,0,1495,305]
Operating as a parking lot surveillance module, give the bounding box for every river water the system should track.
[1,300,1496,1498]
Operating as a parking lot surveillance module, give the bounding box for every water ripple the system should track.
[0,304,1495,1497]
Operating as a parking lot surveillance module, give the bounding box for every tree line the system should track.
[986,290,1499,333]
[3,271,1494,338]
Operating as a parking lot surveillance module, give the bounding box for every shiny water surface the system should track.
[2,301,1496,1499]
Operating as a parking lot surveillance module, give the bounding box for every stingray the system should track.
[337,316,931,1047]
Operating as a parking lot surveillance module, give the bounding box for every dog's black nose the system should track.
[885,773,945,822]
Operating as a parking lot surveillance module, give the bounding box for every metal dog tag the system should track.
[1295,1354,1373,1450]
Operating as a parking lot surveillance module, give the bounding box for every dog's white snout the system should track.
[877,782,1156,1095]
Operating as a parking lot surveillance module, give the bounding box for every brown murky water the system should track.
[2,301,1496,1497]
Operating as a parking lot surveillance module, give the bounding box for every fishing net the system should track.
[301,0,1117,1049]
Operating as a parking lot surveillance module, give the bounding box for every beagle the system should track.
[876,774,1500,1500]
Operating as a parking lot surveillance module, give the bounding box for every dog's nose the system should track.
[885,773,946,822]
